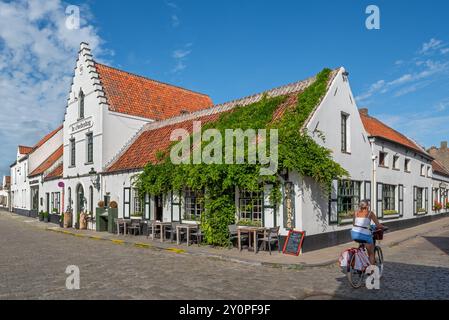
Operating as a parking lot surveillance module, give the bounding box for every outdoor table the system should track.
[237,226,268,253]
[176,223,200,246]
[151,221,172,242]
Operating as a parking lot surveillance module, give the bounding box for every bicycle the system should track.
[347,227,388,289]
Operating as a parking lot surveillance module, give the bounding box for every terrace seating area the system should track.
[113,218,281,253]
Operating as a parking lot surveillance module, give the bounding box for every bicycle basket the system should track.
[373,229,384,240]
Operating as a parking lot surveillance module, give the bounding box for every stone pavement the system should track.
[1,210,449,299]
[8,210,449,268]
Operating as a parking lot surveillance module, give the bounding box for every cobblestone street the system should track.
[1,212,449,299]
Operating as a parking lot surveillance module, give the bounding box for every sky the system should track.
[1,0,449,176]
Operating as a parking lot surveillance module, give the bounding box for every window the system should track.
[239,190,263,223]
[70,139,76,167]
[379,151,387,167]
[132,189,142,216]
[78,90,84,119]
[416,187,424,212]
[337,180,361,216]
[427,166,432,177]
[420,164,425,176]
[86,132,93,163]
[341,113,349,153]
[405,158,411,172]
[68,187,72,211]
[23,163,26,182]
[184,188,204,221]
[393,155,399,170]
[382,184,396,211]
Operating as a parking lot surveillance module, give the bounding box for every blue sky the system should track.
[1,0,449,176]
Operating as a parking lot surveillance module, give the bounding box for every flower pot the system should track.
[63,212,72,228]
[43,217,49,223]
[79,212,88,230]
[39,216,44,222]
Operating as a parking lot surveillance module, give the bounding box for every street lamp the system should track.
[89,168,100,190]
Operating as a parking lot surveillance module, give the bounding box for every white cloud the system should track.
[171,46,192,74]
[420,38,443,54]
[0,0,109,175]
[171,14,180,27]
[356,38,449,103]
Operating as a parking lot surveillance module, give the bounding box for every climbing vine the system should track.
[134,68,348,246]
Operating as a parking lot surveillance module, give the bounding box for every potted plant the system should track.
[98,200,105,208]
[38,211,44,222]
[237,219,262,227]
[109,201,118,209]
[433,201,443,211]
[79,211,88,230]
[417,208,427,214]
[59,213,64,228]
[338,211,355,224]
[43,211,49,223]
[63,208,72,228]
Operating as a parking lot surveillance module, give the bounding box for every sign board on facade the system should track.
[70,117,93,134]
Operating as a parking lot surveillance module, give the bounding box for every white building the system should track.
[61,43,212,227]
[0,176,10,209]
[10,126,62,217]
[9,42,449,252]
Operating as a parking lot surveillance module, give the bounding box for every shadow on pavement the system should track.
[422,236,449,255]
[332,261,449,299]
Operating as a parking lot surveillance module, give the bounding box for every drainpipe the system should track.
[369,137,377,211]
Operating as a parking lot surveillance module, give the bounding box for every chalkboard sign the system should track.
[282,230,305,256]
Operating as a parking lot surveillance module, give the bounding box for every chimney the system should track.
[359,108,368,115]
[441,141,448,149]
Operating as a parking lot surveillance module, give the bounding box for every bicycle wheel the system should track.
[374,246,384,277]
[347,252,364,288]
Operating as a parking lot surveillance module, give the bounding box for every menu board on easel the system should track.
[282,230,305,256]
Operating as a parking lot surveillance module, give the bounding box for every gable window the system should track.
[379,151,388,167]
[393,155,400,170]
[70,139,76,167]
[239,190,263,224]
[86,132,93,163]
[184,188,204,221]
[341,113,350,153]
[78,90,85,119]
[382,184,396,211]
[404,158,411,172]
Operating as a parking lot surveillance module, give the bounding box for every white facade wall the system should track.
[299,68,372,236]
[62,44,151,223]
[10,150,30,212]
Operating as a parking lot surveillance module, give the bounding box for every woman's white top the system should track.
[352,214,372,236]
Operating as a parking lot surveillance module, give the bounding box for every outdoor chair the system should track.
[115,218,125,235]
[165,222,185,243]
[190,227,203,246]
[257,226,280,255]
[127,220,141,236]
[228,224,248,248]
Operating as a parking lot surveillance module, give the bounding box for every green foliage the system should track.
[237,219,262,227]
[135,68,348,246]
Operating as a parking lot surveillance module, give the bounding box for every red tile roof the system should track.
[432,160,449,177]
[95,63,213,121]
[19,145,33,155]
[44,163,63,181]
[106,70,337,173]
[359,111,430,156]
[33,125,62,150]
[107,113,221,173]
[29,145,63,177]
